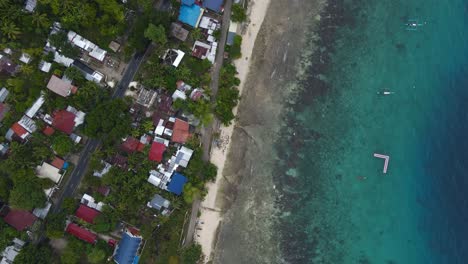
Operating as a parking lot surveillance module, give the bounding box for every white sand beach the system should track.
[195,0,272,261]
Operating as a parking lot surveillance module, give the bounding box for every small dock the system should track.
[373,153,390,174]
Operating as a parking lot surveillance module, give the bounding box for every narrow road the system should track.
[183,198,201,247]
[52,51,148,213]
[201,0,233,162]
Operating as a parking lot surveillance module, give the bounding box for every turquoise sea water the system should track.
[277,0,468,263]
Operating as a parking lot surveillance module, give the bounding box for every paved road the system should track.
[201,0,233,162]
[52,51,148,214]
[182,198,201,247]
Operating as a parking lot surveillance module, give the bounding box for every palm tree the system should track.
[1,21,20,40]
[31,13,50,30]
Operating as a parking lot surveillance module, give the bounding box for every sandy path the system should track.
[195,0,271,261]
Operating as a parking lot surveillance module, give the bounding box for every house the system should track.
[51,156,65,169]
[226,21,238,46]
[147,170,170,190]
[109,41,121,52]
[33,202,52,220]
[112,229,143,264]
[192,41,216,63]
[25,94,45,118]
[147,194,171,215]
[0,143,9,156]
[97,186,111,197]
[72,60,104,83]
[66,223,97,244]
[170,22,189,42]
[0,238,25,264]
[3,209,37,231]
[93,161,112,178]
[19,53,31,64]
[149,141,166,162]
[176,80,192,92]
[67,31,107,62]
[109,154,128,169]
[162,49,185,68]
[39,60,52,73]
[120,137,144,154]
[0,55,19,76]
[81,194,105,212]
[0,87,9,103]
[136,88,157,108]
[173,146,194,167]
[5,122,30,142]
[172,90,187,101]
[53,51,74,67]
[42,126,55,136]
[75,204,101,224]
[47,75,77,97]
[178,3,204,28]
[0,103,10,122]
[18,115,37,133]
[190,88,205,101]
[24,0,37,12]
[172,118,190,143]
[36,162,63,183]
[202,0,224,13]
[167,172,188,195]
[52,107,85,135]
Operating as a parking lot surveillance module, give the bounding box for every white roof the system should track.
[93,161,111,178]
[68,31,107,61]
[155,119,165,136]
[24,0,37,12]
[19,53,31,64]
[66,105,86,127]
[173,50,185,67]
[18,115,37,133]
[81,193,105,211]
[0,87,9,103]
[36,162,63,183]
[148,174,161,187]
[91,71,104,83]
[89,47,107,61]
[229,21,238,33]
[39,61,52,73]
[172,90,187,101]
[54,51,74,67]
[33,202,52,219]
[25,94,45,118]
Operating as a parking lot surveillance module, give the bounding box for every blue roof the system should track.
[178,4,202,28]
[182,0,195,5]
[203,0,223,12]
[114,232,142,264]
[226,32,236,46]
[167,173,188,195]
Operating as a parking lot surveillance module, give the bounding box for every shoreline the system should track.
[195,0,272,261]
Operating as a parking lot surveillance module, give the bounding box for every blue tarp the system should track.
[63,162,69,169]
[178,4,202,28]
[114,232,142,264]
[167,173,188,195]
[181,0,195,5]
[203,0,223,13]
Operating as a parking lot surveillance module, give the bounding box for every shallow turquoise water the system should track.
[277,0,468,263]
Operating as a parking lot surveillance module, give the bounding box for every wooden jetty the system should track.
[373,153,390,174]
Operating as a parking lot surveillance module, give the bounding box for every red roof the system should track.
[42,126,55,136]
[11,122,28,138]
[3,209,37,231]
[66,223,97,244]
[75,204,101,224]
[52,110,75,135]
[121,137,144,154]
[172,119,190,143]
[97,186,111,197]
[51,157,65,169]
[149,142,166,162]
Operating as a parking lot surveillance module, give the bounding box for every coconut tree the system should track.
[31,13,51,30]
[1,21,20,40]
